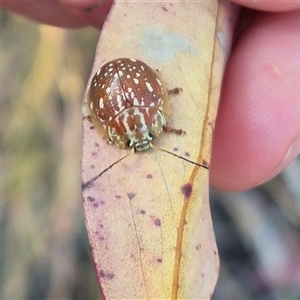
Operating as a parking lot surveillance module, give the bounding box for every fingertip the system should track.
[231,0,300,12]
[210,11,300,191]
[59,0,113,29]
[0,0,93,28]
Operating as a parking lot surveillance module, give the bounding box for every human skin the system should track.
[1,0,300,191]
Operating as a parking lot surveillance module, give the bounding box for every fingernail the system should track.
[62,0,101,11]
[60,0,113,28]
[265,134,300,182]
[280,134,300,168]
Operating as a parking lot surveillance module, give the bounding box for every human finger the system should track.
[210,10,300,191]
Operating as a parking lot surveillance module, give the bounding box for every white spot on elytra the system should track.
[156,78,162,86]
[133,78,139,84]
[145,82,153,92]
[133,97,139,106]
[106,87,111,93]
[116,94,123,109]
[118,70,123,76]
[99,97,104,108]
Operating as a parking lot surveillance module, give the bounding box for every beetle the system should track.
[88,58,183,152]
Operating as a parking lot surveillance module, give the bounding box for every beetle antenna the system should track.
[163,126,186,135]
[149,144,208,169]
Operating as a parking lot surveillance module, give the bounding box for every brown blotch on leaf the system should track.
[87,196,95,202]
[90,125,95,130]
[184,151,190,157]
[154,218,161,227]
[140,210,146,215]
[196,244,201,251]
[94,142,99,147]
[115,195,121,199]
[146,174,153,179]
[99,270,115,280]
[127,192,136,200]
[157,258,162,263]
[181,183,192,198]
[106,273,115,280]
[99,270,105,278]
[93,203,99,208]
[162,6,168,12]
[173,147,178,152]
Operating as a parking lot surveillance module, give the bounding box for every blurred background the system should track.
[1,8,300,299]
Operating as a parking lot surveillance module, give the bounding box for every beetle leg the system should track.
[168,87,182,95]
[85,115,92,123]
[163,126,186,135]
[82,113,92,123]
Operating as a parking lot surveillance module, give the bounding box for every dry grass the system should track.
[0,8,100,299]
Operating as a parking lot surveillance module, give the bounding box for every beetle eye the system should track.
[125,139,132,147]
[148,132,155,140]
